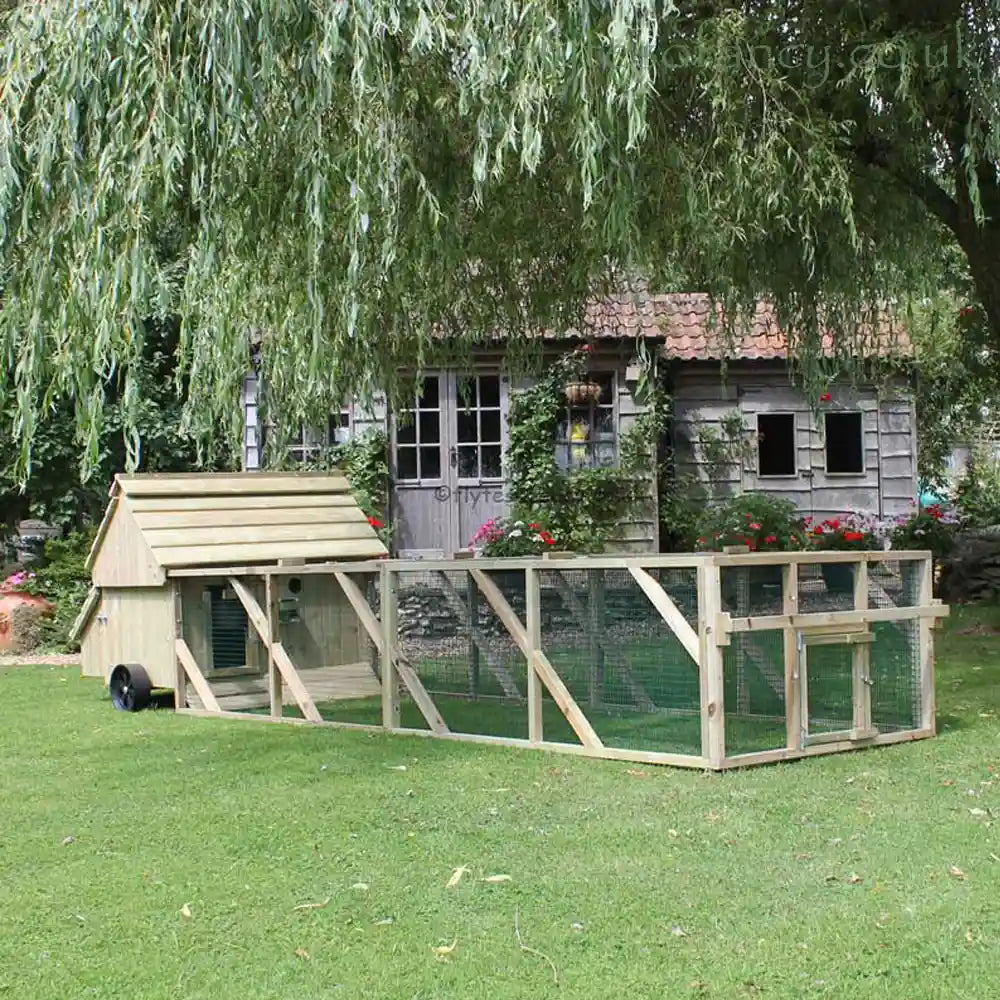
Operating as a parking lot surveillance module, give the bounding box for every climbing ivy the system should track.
[506,347,669,552]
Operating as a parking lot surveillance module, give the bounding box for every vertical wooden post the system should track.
[466,575,480,697]
[380,563,401,730]
[367,573,381,681]
[526,565,543,744]
[172,581,186,709]
[698,558,726,768]
[265,573,282,718]
[852,558,872,736]
[782,561,801,751]
[587,568,605,708]
[918,554,936,733]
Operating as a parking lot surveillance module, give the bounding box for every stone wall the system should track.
[939,528,1000,603]
[396,571,699,642]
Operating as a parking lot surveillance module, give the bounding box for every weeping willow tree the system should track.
[0,0,997,476]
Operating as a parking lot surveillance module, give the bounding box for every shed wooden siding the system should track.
[672,366,916,518]
[246,342,661,556]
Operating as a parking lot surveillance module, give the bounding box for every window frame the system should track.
[393,375,446,484]
[755,411,799,479]
[823,410,866,476]
[554,370,619,471]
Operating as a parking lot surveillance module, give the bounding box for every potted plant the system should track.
[806,513,883,593]
[469,517,559,589]
[696,494,809,606]
[564,380,603,405]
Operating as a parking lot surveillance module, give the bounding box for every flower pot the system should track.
[564,381,602,405]
[721,564,783,611]
[821,562,855,595]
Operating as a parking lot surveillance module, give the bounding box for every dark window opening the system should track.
[825,412,864,474]
[208,586,248,671]
[757,414,797,476]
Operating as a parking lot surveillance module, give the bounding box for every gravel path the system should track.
[0,653,81,667]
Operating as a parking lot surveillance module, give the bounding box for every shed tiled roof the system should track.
[573,292,910,360]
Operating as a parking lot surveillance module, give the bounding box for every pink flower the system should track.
[749,522,761,530]
[580,344,593,352]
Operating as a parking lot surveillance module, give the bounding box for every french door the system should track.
[391,373,509,557]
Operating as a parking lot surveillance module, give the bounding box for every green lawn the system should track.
[1,606,999,999]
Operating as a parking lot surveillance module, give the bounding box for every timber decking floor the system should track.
[185,661,380,711]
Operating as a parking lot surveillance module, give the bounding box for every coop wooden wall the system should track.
[81,588,175,687]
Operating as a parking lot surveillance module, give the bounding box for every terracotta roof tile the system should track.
[572,292,910,359]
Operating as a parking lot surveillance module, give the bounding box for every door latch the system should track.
[449,446,457,469]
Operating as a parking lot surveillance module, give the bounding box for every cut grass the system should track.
[0,605,999,999]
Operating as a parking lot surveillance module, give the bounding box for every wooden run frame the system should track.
[172,550,947,770]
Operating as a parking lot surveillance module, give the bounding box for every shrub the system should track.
[696,493,808,552]
[953,457,1000,527]
[890,505,958,559]
[15,530,95,652]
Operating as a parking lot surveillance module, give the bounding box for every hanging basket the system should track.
[564,380,602,405]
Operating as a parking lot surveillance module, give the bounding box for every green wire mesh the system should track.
[537,567,702,754]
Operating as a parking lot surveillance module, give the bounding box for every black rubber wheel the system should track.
[109,663,153,712]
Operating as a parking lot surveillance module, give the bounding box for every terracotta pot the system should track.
[821,563,855,594]
[564,381,602,405]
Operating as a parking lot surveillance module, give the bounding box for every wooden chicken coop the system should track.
[71,472,387,712]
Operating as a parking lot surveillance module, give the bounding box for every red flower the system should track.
[543,537,555,545]
[820,392,832,402]
[749,522,761,530]
[826,519,841,530]
[765,535,777,544]
[843,530,864,542]
[580,344,593,352]
[368,516,384,528]
[529,523,542,529]
[959,306,977,319]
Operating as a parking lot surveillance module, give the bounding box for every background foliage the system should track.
[2,1,999,475]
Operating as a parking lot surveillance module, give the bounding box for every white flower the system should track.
[509,529,523,538]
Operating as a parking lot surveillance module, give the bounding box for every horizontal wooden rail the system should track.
[723,603,949,636]
[713,549,932,567]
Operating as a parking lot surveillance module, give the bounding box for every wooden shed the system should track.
[72,472,387,712]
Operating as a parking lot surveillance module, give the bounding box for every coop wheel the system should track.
[108,663,152,712]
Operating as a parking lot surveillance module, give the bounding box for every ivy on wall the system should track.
[505,346,669,552]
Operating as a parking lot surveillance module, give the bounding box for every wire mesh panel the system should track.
[867,559,922,610]
[797,562,858,614]
[869,620,922,732]
[537,567,702,754]
[390,567,530,739]
[803,643,855,735]
[723,631,787,754]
